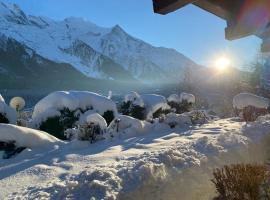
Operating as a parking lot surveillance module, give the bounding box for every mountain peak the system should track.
[0,1,29,25]
[0,1,198,83]
[111,24,125,34]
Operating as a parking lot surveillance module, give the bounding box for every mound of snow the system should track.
[32,91,79,120]
[32,91,117,125]
[141,94,170,119]
[70,91,117,115]
[4,117,270,199]
[0,124,60,149]
[233,93,269,109]
[0,94,16,124]
[108,115,151,138]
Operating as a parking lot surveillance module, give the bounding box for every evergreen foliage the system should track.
[102,110,115,124]
[168,100,193,114]
[39,108,79,140]
[0,113,9,124]
[119,101,146,120]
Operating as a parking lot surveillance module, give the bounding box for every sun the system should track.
[215,57,231,71]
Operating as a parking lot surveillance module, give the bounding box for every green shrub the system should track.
[0,113,9,124]
[0,141,26,159]
[79,123,104,143]
[39,108,78,140]
[119,101,146,120]
[102,110,115,124]
[168,100,193,114]
[152,108,171,119]
[212,164,270,200]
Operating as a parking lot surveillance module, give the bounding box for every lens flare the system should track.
[215,57,231,71]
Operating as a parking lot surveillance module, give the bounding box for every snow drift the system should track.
[5,117,270,200]
[0,124,60,149]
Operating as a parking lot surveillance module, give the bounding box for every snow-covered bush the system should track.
[163,113,192,128]
[119,92,146,120]
[0,124,59,159]
[180,92,195,104]
[32,91,117,139]
[141,94,171,120]
[9,97,25,112]
[233,93,270,122]
[119,92,170,120]
[16,109,33,127]
[107,115,151,139]
[9,97,27,126]
[0,141,26,159]
[65,113,107,143]
[233,93,269,110]
[167,93,195,114]
[186,110,209,124]
[39,108,78,140]
[0,94,16,124]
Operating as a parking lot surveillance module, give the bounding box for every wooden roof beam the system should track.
[193,1,229,20]
[225,23,259,40]
[153,0,197,14]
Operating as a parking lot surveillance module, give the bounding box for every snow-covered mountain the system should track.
[0,1,198,83]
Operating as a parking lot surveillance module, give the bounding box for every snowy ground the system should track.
[1,117,270,200]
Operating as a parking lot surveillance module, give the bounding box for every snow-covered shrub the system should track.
[0,141,26,159]
[9,97,25,112]
[186,110,208,124]
[152,107,171,119]
[167,93,195,114]
[180,92,195,104]
[119,92,170,120]
[0,124,59,159]
[233,93,269,110]
[141,94,171,120]
[119,101,145,120]
[39,108,78,140]
[32,91,117,139]
[233,93,270,122]
[17,109,33,127]
[0,94,16,124]
[65,113,107,143]
[124,91,144,107]
[163,113,192,128]
[107,115,151,139]
[119,92,146,120]
[102,110,115,124]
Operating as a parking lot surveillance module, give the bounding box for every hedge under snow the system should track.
[32,91,118,126]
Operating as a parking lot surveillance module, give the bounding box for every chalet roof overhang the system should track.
[153,0,270,52]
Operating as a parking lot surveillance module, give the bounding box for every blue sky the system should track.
[5,0,261,68]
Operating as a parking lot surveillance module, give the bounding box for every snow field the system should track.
[2,117,270,199]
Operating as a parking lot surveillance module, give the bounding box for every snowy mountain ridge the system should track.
[0,1,198,82]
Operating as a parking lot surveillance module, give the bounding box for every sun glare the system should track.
[215,57,231,71]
